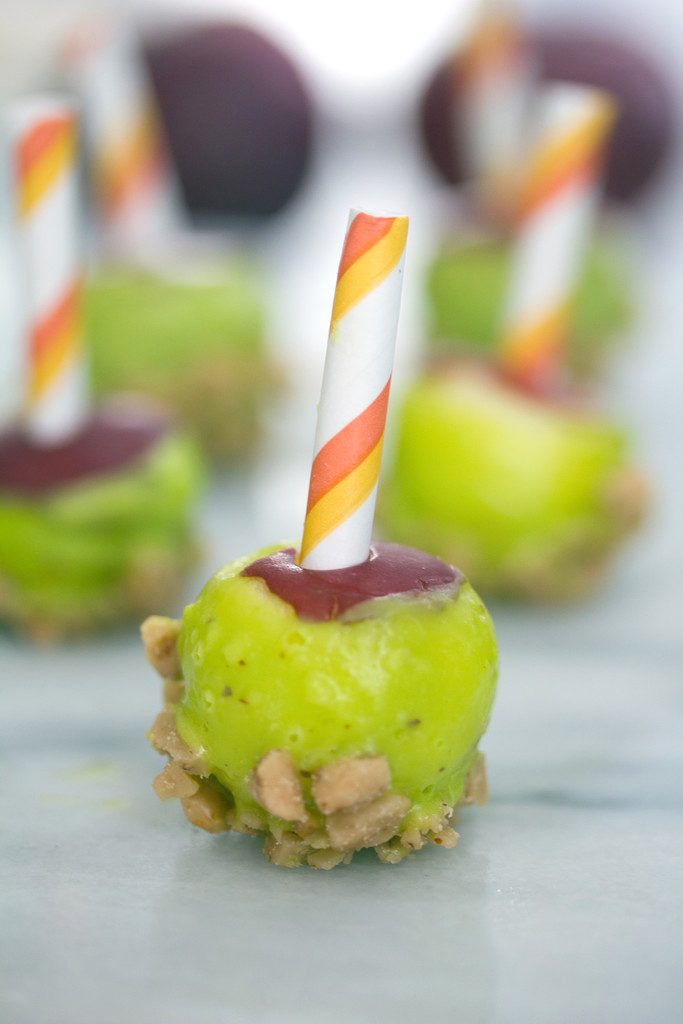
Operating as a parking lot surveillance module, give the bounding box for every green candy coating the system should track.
[381,370,644,600]
[426,234,632,375]
[0,430,203,639]
[175,545,498,842]
[86,264,275,460]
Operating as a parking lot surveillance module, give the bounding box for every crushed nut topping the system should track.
[603,467,649,532]
[307,849,346,870]
[462,754,488,806]
[181,780,232,834]
[152,762,199,801]
[263,831,309,868]
[326,793,411,852]
[312,755,390,814]
[148,710,208,776]
[141,616,181,679]
[163,680,185,706]
[251,749,306,822]
[430,826,459,849]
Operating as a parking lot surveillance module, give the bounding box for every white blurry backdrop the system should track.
[1,0,682,536]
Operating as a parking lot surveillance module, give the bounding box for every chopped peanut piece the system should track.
[251,750,305,822]
[141,616,181,679]
[152,762,199,801]
[462,754,488,806]
[148,710,208,776]
[238,808,266,832]
[400,828,425,852]
[264,831,308,867]
[181,780,232,833]
[163,680,185,706]
[307,849,346,870]
[326,793,411,851]
[312,756,390,814]
[431,827,460,849]
[375,839,410,864]
[603,467,649,532]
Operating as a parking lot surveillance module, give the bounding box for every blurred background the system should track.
[2,0,682,544]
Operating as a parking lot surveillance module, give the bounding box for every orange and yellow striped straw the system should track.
[62,20,181,247]
[454,0,534,221]
[299,209,409,570]
[9,97,88,443]
[499,84,617,386]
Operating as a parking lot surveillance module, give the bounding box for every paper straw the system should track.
[499,84,617,385]
[8,96,88,444]
[299,209,409,570]
[454,0,535,220]
[62,19,181,247]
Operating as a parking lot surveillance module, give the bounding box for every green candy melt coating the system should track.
[175,545,498,838]
[426,234,632,375]
[0,431,203,637]
[381,370,643,600]
[86,264,274,460]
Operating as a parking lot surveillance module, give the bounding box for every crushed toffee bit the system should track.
[264,831,309,868]
[181,779,232,834]
[462,754,488,807]
[431,827,459,849]
[141,616,181,678]
[312,756,390,815]
[326,793,411,851]
[251,749,306,822]
[153,763,199,801]
[148,710,209,776]
[307,849,346,870]
[163,679,184,706]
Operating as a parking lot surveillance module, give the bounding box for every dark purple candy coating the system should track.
[0,405,169,496]
[420,27,674,204]
[241,543,462,622]
[145,22,313,217]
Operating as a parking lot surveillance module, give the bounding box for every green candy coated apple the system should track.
[0,430,203,642]
[87,263,276,461]
[381,369,647,601]
[144,545,498,868]
[427,234,632,376]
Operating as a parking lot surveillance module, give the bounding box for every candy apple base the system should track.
[426,232,632,377]
[143,543,498,868]
[87,264,277,462]
[380,368,647,602]
[0,406,203,643]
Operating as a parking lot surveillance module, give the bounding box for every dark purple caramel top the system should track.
[241,543,462,622]
[0,404,170,497]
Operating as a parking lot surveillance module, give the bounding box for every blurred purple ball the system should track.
[420,27,674,204]
[146,23,313,218]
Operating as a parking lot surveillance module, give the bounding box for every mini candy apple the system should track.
[380,364,646,600]
[143,209,499,867]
